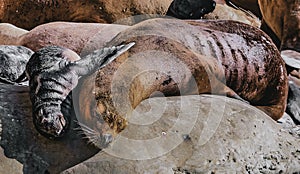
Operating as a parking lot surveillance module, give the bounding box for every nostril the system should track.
[212,1,216,8]
[55,128,62,135]
[58,115,66,127]
[41,117,47,124]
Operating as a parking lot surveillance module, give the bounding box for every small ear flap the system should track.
[0,45,33,84]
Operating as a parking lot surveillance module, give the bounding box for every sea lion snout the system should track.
[35,109,67,138]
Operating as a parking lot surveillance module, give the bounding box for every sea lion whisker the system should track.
[26,43,135,138]
[79,126,96,134]
[76,122,97,133]
[78,125,101,138]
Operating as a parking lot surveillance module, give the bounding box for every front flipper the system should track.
[223,85,250,104]
[210,77,249,104]
[69,42,135,76]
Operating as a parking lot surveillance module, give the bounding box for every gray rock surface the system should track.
[1,84,299,173]
[278,113,300,139]
[0,45,33,83]
[0,83,100,174]
[0,147,22,174]
[62,95,300,174]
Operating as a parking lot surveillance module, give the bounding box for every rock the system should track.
[204,4,261,27]
[0,83,100,174]
[0,23,28,45]
[17,22,130,55]
[0,147,22,174]
[286,77,300,124]
[0,0,172,30]
[62,95,300,173]
[0,45,33,84]
[278,113,300,139]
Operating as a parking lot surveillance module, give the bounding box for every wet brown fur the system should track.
[258,0,300,52]
[76,19,288,146]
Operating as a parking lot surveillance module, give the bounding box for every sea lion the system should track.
[0,23,28,45]
[256,0,300,124]
[258,0,298,49]
[0,0,172,30]
[166,0,216,19]
[257,0,300,69]
[75,18,288,147]
[26,43,135,138]
[17,22,130,55]
[224,0,300,57]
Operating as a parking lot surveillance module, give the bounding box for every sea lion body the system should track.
[76,18,287,147]
[256,0,300,124]
[258,0,300,51]
[0,0,172,30]
[0,23,28,45]
[17,22,130,55]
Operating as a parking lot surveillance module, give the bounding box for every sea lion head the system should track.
[167,0,216,19]
[34,105,67,138]
[26,46,80,138]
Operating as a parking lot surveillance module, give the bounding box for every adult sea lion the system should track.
[17,22,130,55]
[256,0,300,125]
[0,0,172,30]
[74,18,288,147]
[257,0,300,69]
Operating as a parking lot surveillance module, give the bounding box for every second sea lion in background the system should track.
[166,0,216,19]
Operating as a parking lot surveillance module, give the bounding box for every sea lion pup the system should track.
[76,18,288,147]
[26,43,135,138]
[166,0,216,19]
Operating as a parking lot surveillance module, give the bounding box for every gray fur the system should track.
[26,43,135,138]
